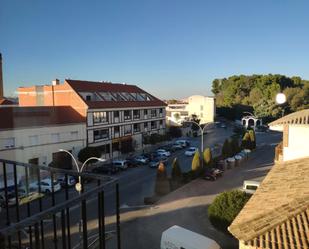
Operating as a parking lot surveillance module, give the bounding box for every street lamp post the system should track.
[58,149,105,248]
[184,121,213,168]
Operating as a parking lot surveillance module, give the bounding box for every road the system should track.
[1,127,282,249]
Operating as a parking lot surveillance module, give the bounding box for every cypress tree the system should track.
[191,151,201,175]
[171,158,182,190]
[155,162,170,195]
[203,147,212,167]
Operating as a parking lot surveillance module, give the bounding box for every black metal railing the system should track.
[0,159,121,249]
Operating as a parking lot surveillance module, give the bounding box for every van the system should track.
[161,225,221,249]
[242,180,260,194]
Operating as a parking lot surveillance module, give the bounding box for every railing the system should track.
[275,142,283,162]
[0,159,121,249]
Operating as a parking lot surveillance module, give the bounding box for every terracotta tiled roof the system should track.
[0,98,14,105]
[0,106,85,130]
[228,157,309,246]
[65,79,167,109]
[269,109,309,128]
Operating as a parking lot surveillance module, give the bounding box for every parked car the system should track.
[156,149,171,157]
[57,175,76,187]
[125,157,137,167]
[91,164,118,175]
[29,178,61,194]
[206,168,223,178]
[134,156,149,165]
[171,143,183,151]
[184,147,198,156]
[112,160,129,170]
[203,171,217,181]
[175,140,190,148]
[242,180,260,194]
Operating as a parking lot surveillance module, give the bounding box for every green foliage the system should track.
[230,137,241,155]
[78,147,101,164]
[248,130,256,149]
[191,151,201,173]
[212,74,309,120]
[208,190,250,233]
[241,132,252,150]
[222,139,233,158]
[203,147,212,167]
[143,133,170,145]
[190,115,200,131]
[155,162,170,196]
[171,158,182,190]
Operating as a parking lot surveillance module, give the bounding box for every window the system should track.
[114,126,120,134]
[51,133,60,143]
[86,95,91,101]
[4,137,15,148]
[114,111,119,118]
[124,110,131,120]
[133,123,141,132]
[71,131,78,140]
[144,122,148,128]
[124,124,132,135]
[159,108,163,114]
[133,110,140,119]
[94,129,109,141]
[144,109,148,116]
[151,121,157,129]
[200,113,203,118]
[151,109,156,118]
[159,120,163,125]
[29,135,39,146]
[93,112,109,123]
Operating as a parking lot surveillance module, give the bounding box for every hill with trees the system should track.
[212,74,309,121]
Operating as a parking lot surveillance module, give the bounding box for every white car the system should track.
[242,180,260,195]
[30,178,61,194]
[184,147,198,156]
[156,149,171,157]
[112,160,129,170]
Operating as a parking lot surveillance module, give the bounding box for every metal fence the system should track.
[0,159,121,249]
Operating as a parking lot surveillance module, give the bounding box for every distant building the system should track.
[166,95,215,125]
[0,106,86,183]
[269,109,309,162]
[18,79,167,159]
[0,53,15,106]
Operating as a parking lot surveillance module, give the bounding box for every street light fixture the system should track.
[184,121,213,168]
[275,93,287,117]
[59,149,105,248]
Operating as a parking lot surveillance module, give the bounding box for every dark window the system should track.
[114,111,119,118]
[124,110,131,120]
[144,122,148,128]
[124,124,132,135]
[133,110,140,119]
[114,126,120,133]
[86,95,91,101]
[94,129,109,141]
[134,123,141,132]
[159,120,163,125]
[93,111,109,123]
[151,121,157,129]
[151,109,156,118]
[159,108,163,114]
[144,109,148,115]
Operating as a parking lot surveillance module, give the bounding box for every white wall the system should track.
[283,125,309,161]
[187,95,215,123]
[0,123,86,166]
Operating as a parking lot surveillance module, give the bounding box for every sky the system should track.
[1,0,309,99]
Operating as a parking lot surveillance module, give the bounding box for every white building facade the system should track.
[166,95,215,125]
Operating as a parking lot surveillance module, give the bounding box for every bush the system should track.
[203,147,213,168]
[208,190,250,233]
[230,137,241,155]
[222,139,233,158]
[241,132,251,150]
[191,151,201,174]
[248,130,256,149]
[78,147,101,164]
[168,126,182,138]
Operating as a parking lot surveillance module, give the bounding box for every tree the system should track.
[78,147,101,164]
[168,126,182,138]
[222,139,233,158]
[203,147,212,168]
[248,130,256,149]
[230,136,241,155]
[191,151,201,174]
[155,162,170,196]
[190,114,200,131]
[241,132,251,150]
[171,158,182,190]
[173,113,180,121]
[208,190,250,233]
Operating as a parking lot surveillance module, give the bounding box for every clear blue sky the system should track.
[1,0,309,99]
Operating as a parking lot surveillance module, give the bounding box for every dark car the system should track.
[203,171,217,181]
[208,168,223,177]
[125,157,137,167]
[91,164,118,175]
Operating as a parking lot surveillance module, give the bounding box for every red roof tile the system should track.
[0,106,85,130]
[65,79,167,108]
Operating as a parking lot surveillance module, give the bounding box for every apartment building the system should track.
[0,106,86,183]
[18,79,167,159]
[166,95,215,125]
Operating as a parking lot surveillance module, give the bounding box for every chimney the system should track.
[0,53,3,99]
[52,79,60,86]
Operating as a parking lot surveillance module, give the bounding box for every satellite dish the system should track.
[276,93,286,104]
